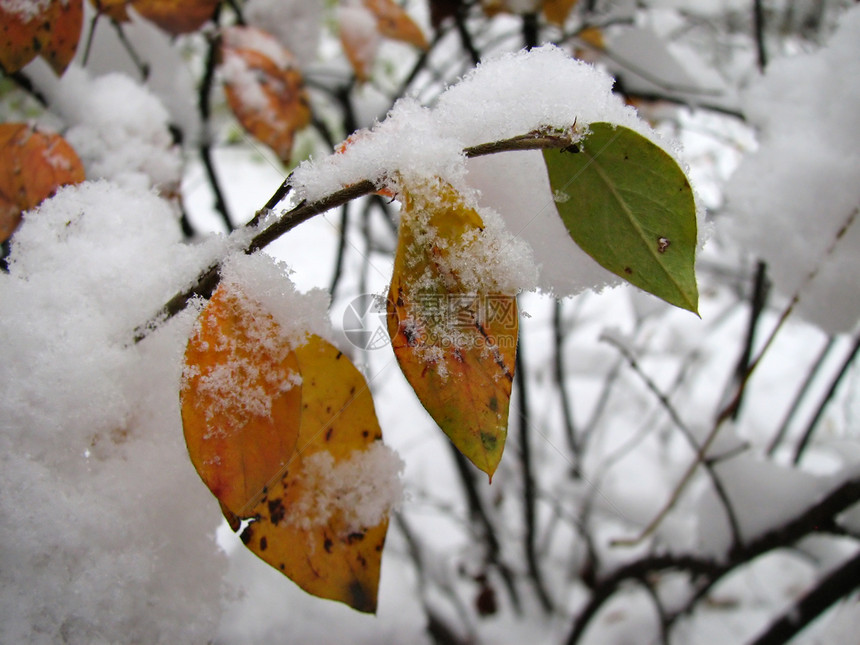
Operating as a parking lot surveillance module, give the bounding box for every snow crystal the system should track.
[44,66,182,196]
[727,6,860,333]
[0,181,233,642]
[291,44,701,297]
[285,443,405,533]
[245,0,323,68]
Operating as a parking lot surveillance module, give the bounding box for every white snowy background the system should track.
[1,1,859,643]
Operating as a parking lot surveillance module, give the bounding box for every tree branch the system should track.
[565,474,860,644]
[747,549,860,645]
[132,129,578,342]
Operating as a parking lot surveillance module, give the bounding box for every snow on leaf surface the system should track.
[0,124,85,243]
[220,26,312,163]
[386,178,519,479]
[181,254,399,612]
[239,336,400,614]
[543,122,698,313]
[181,279,303,523]
[0,0,82,74]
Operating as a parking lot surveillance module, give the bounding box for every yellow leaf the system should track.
[542,0,578,26]
[577,25,604,50]
[239,336,392,613]
[132,0,219,34]
[386,178,517,479]
[0,124,85,243]
[220,26,312,163]
[181,280,395,613]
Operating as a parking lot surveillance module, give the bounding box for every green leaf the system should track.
[543,122,699,313]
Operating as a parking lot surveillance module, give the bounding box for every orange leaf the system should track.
[239,336,394,613]
[542,0,578,26]
[0,0,82,75]
[132,0,219,34]
[181,282,302,520]
[220,26,312,163]
[182,278,397,612]
[363,0,428,50]
[0,124,85,243]
[386,178,518,478]
[89,0,131,22]
[43,0,83,74]
[338,4,380,83]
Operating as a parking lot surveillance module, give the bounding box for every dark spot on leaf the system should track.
[488,396,498,412]
[259,536,268,551]
[374,432,382,440]
[279,563,285,570]
[350,386,356,395]
[335,351,343,359]
[326,427,333,441]
[268,498,285,525]
[239,524,253,545]
[348,580,375,613]
[362,430,369,438]
[357,554,367,567]
[480,432,498,452]
[657,237,670,253]
[347,531,366,544]
[324,537,333,553]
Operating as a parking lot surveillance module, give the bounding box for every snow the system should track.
[291,44,704,297]
[44,66,183,196]
[727,5,860,333]
[244,0,323,68]
[0,181,231,642]
[3,3,859,643]
[286,442,405,532]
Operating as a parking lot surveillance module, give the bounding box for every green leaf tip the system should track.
[543,122,699,314]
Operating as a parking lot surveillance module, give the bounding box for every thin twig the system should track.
[198,32,233,233]
[792,332,860,464]
[514,325,554,613]
[767,335,836,456]
[611,208,858,548]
